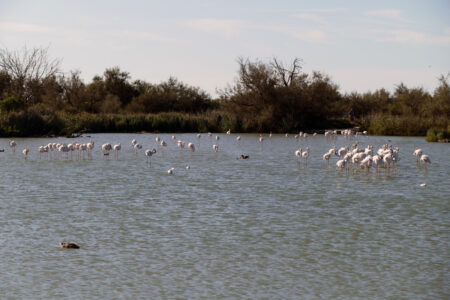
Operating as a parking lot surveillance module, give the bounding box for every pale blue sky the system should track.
[1,0,449,96]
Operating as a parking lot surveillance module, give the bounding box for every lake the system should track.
[0,133,448,299]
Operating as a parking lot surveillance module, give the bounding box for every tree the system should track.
[103,67,136,107]
[0,46,61,104]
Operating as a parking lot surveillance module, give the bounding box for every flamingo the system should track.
[58,144,69,159]
[302,147,310,165]
[372,155,382,172]
[413,149,422,163]
[360,155,373,173]
[87,141,94,158]
[9,140,16,152]
[383,153,393,171]
[167,167,174,175]
[79,144,87,160]
[322,151,333,167]
[213,144,219,152]
[236,136,241,141]
[102,143,112,156]
[113,143,121,159]
[145,148,156,163]
[226,129,231,135]
[336,159,346,169]
[420,154,431,170]
[22,148,29,159]
[295,148,302,165]
[188,142,195,152]
[133,143,142,155]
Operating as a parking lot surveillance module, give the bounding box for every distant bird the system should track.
[413,149,423,162]
[102,143,112,156]
[113,143,121,159]
[188,142,195,152]
[213,144,219,152]
[145,148,156,163]
[155,136,161,143]
[236,136,241,141]
[226,129,231,135]
[302,147,310,165]
[215,135,220,141]
[9,140,16,152]
[420,154,431,169]
[420,183,427,187]
[61,242,80,249]
[186,165,190,170]
[259,135,264,143]
[134,143,142,154]
[168,167,174,175]
[22,148,29,158]
[336,159,346,169]
[239,155,249,159]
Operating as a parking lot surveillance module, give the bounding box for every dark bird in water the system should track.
[61,242,80,249]
[240,154,249,159]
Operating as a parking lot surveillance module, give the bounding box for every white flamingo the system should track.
[372,155,382,172]
[336,159,346,169]
[188,142,195,152]
[9,140,16,152]
[168,167,174,175]
[413,148,423,163]
[22,148,29,159]
[302,147,310,165]
[102,143,112,156]
[213,144,219,152]
[113,143,121,159]
[87,141,94,158]
[145,148,156,163]
[420,154,431,170]
[133,143,142,155]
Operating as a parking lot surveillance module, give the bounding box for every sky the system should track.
[0,0,449,97]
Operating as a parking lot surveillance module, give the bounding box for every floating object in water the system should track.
[168,168,174,174]
[61,242,80,249]
[186,165,190,170]
[420,183,427,187]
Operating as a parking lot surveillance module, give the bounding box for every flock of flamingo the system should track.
[3,129,431,175]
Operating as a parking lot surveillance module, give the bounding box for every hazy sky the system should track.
[1,0,449,96]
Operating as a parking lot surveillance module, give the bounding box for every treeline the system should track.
[0,47,448,137]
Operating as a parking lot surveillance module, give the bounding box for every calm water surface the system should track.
[0,133,448,299]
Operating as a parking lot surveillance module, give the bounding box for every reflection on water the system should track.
[0,133,448,298]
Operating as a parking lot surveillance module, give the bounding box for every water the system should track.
[0,133,448,299]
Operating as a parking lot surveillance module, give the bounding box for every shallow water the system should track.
[0,133,448,299]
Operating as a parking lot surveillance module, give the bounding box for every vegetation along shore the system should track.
[0,47,448,139]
